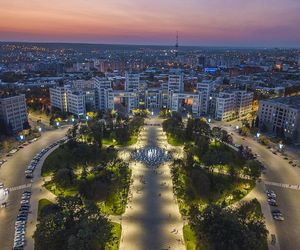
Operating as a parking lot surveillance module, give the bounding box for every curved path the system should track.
[119,117,185,250]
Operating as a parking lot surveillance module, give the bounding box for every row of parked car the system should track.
[13,191,32,250]
[24,138,67,179]
[0,159,7,167]
[266,189,284,221]
[5,137,40,158]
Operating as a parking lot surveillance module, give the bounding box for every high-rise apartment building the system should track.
[125,72,140,92]
[258,96,300,143]
[0,94,28,133]
[168,73,184,93]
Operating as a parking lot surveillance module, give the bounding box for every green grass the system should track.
[102,138,117,146]
[102,135,137,147]
[97,191,127,216]
[105,222,122,250]
[38,199,53,218]
[167,134,184,146]
[182,225,205,250]
[44,181,78,197]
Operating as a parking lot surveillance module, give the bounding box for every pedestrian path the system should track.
[265,181,300,191]
[119,119,185,250]
[9,183,32,192]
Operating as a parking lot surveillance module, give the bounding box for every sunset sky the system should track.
[0,0,300,47]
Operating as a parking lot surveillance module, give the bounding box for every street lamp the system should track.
[71,118,75,123]
[208,118,211,123]
[20,135,24,141]
[279,143,284,151]
[256,132,261,138]
[236,125,239,130]
[56,122,60,127]
[38,127,42,132]
[86,115,89,121]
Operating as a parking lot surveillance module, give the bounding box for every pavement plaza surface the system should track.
[119,117,185,250]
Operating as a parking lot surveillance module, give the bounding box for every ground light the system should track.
[256,132,261,138]
[20,135,24,141]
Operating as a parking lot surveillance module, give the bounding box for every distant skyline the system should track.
[1,0,300,47]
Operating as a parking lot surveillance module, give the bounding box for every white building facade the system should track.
[0,94,28,133]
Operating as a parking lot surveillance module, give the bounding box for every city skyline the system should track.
[1,0,300,47]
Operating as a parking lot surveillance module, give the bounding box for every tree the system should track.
[258,135,269,146]
[239,126,250,136]
[243,160,261,180]
[53,168,75,188]
[34,213,67,250]
[190,202,268,250]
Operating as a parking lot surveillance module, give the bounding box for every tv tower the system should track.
[175,31,179,57]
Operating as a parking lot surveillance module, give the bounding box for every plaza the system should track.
[119,117,185,250]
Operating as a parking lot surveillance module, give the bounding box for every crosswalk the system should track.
[9,183,32,192]
[265,181,300,191]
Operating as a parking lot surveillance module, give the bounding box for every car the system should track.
[273,215,285,221]
[25,173,33,179]
[266,189,276,196]
[267,192,276,198]
[0,159,7,166]
[268,201,278,206]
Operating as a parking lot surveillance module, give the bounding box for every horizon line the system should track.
[1,40,300,49]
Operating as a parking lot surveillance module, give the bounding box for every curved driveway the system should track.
[0,127,69,250]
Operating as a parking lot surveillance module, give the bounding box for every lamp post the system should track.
[279,143,284,152]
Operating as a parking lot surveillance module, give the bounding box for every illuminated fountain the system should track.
[132,146,171,168]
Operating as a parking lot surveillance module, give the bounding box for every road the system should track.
[220,123,300,250]
[119,117,185,250]
[0,127,69,250]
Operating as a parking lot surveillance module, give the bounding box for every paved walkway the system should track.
[235,181,280,250]
[119,120,185,250]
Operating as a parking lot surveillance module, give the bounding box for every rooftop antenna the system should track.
[175,31,179,57]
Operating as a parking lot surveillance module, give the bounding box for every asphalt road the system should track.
[221,124,300,250]
[0,127,69,250]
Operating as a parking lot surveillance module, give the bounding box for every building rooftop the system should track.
[266,95,300,110]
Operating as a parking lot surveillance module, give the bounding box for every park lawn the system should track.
[167,134,184,146]
[97,192,127,216]
[122,134,138,146]
[44,181,78,197]
[42,141,117,177]
[104,222,122,250]
[183,225,197,250]
[38,199,53,218]
[102,135,137,147]
[102,137,117,146]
